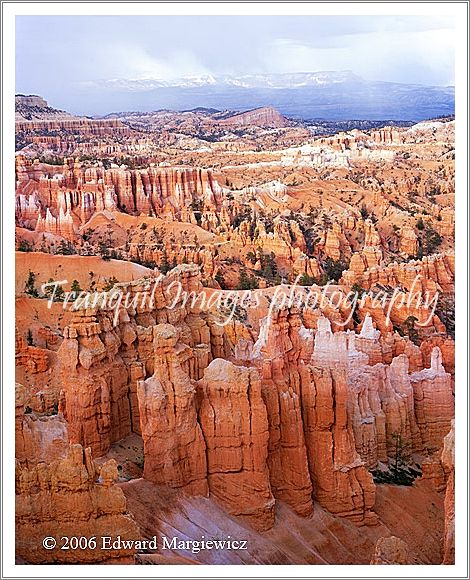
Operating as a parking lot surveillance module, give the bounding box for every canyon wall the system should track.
[16,157,223,238]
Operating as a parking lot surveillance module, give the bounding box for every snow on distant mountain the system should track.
[221,71,362,88]
[84,71,363,91]
[71,71,455,120]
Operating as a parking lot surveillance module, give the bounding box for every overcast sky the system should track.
[16,15,454,112]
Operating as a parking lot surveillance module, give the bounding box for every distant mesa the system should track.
[15,95,291,130]
[216,106,290,128]
[14,95,133,136]
[15,94,49,108]
[15,94,81,122]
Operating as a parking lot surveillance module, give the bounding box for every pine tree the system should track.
[103,277,118,291]
[54,284,65,301]
[160,249,170,274]
[24,271,38,297]
[43,278,56,300]
[43,278,64,301]
[236,268,258,290]
[98,241,110,260]
[389,432,413,484]
[402,315,419,344]
[215,270,226,289]
[70,279,82,297]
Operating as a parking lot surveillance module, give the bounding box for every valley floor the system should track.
[119,476,444,565]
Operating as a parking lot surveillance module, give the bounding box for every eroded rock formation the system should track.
[441,421,455,564]
[36,266,455,537]
[137,324,208,495]
[15,384,140,564]
[15,110,455,563]
[16,444,140,564]
[199,359,275,530]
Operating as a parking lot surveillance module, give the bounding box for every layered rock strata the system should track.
[15,384,140,564]
[137,324,208,495]
[199,359,275,530]
[47,267,454,534]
